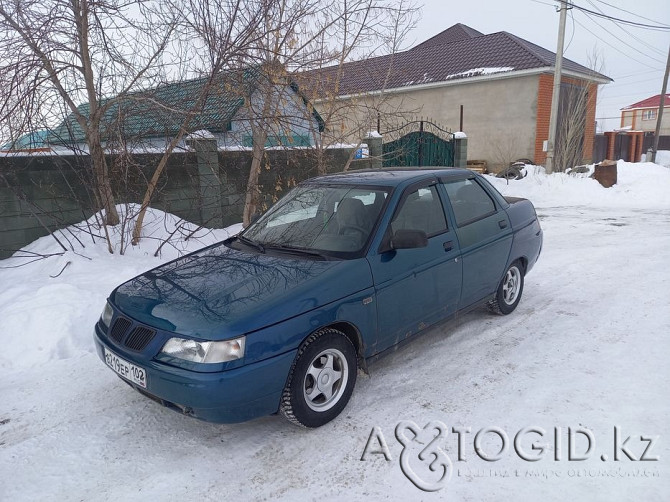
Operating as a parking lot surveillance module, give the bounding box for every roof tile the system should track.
[623,93,670,110]
[298,24,611,98]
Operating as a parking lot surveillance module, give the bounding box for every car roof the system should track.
[306,167,474,187]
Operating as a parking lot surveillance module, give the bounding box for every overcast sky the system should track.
[406,0,670,132]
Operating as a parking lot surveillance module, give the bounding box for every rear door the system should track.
[439,176,513,309]
[367,181,462,354]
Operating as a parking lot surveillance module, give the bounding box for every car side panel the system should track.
[454,214,513,308]
[504,197,543,274]
[438,180,513,309]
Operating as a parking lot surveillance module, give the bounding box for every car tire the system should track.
[496,166,524,180]
[488,261,524,315]
[280,328,357,428]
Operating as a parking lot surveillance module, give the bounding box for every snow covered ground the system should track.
[1,160,669,500]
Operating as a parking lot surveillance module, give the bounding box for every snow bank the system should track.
[0,205,240,373]
[486,160,670,210]
[641,149,670,168]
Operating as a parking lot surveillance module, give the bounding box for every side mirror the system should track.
[390,229,428,250]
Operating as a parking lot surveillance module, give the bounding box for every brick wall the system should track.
[583,82,598,164]
[534,74,553,165]
[534,74,599,166]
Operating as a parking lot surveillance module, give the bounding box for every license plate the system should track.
[104,348,147,388]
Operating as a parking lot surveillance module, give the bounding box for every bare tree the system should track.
[236,0,419,225]
[490,132,525,172]
[553,51,604,172]
[2,0,421,250]
[130,0,266,244]
[0,0,183,230]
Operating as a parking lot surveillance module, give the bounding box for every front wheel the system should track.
[488,262,524,315]
[280,328,357,428]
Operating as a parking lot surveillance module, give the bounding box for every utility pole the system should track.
[651,44,670,164]
[545,0,569,174]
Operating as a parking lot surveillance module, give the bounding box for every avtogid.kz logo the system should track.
[360,421,660,492]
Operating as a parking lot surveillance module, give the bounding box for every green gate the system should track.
[382,120,454,167]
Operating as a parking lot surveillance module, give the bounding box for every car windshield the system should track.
[240,184,390,258]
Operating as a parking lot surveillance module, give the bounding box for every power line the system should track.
[570,1,670,31]
[584,0,667,58]
[572,15,664,69]
[612,69,663,80]
[599,90,664,100]
[605,76,667,88]
[590,0,670,29]
[529,0,558,7]
[565,8,577,52]
[574,10,666,65]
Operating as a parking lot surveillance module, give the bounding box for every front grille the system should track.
[109,317,132,343]
[124,326,156,351]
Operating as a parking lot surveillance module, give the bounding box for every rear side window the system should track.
[443,179,496,227]
[391,185,448,237]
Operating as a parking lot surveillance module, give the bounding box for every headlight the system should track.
[160,336,246,363]
[101,302,113,328]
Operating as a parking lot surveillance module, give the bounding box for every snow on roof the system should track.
[446,67,514,80]
[186,130,216,140]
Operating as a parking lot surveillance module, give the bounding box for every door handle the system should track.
[443,241,453,252]
[498,220,508,229]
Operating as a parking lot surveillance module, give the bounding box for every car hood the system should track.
[111,243,372,340]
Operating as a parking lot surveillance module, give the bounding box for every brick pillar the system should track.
[635,132,644,162]
[628,133,637,163]
[534,74,554,165]
[605,131,617,160]
[582,83,597,163]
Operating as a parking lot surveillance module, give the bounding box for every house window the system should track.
[642,110,657,120]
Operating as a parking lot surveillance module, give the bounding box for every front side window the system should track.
[390,185,447,237]
[240,184,389,258]
[443,179,496,227]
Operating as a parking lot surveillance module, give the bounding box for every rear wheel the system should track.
[488,261,524,315]
[280,328,357,428]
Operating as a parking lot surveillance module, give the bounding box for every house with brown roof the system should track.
[300,23,611,170]
[620,94,669,135]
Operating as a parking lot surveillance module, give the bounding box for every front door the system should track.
[367,183,462,354]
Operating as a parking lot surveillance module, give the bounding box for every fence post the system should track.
[185,131,224,228]
[366,131,383,169]
[453,132,468,168]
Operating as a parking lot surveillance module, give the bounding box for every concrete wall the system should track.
[0,147,365,259]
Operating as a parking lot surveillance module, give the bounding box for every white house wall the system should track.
[327,74,541,167]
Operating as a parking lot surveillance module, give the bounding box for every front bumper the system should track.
[94,324,296,423]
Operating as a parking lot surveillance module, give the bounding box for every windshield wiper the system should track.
[237,235,265,253]
[264,244,329,260]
